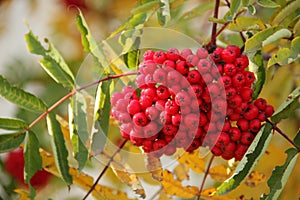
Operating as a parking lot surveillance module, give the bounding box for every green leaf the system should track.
[131,0,159,14]
[178,2,215,23]
[245,27,290,53]
[0,132,26,153]
[76,11,109,73]
[251,51,266,99]
[71,94,89,170]
[261,148,299,199]
[228,0,242,20]
[294,18,300,34]
[0,75,47,113]
[272,0,300,25]
[267,37,300,67]
[24,131,42,199]
[46,113,72,184]
[247,4,256,15]
[257,0,280,8]
[91,80,112,153]
[157,0,171,26]
[271,86,300,123]
[24,31,75,89]
[227,16,265,32]
[124,50,140,70]
[294,129,300,147]
[0,118,28,130]
[217,123,273,195]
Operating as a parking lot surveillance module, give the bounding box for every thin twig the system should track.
[266,119,300,152]
[196,155,215,200]
[82,139,128,200]
[27,72,138,130]
[211,0,221,48]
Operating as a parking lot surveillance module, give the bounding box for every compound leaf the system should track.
[0,132,26,153]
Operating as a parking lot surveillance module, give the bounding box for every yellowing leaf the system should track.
[15,189,30,200]
[244,171,266,187]
[158,189,172,200]
[209,165,232,182]
[200,188,235,200]
[161,170,198,198]
[227,17,266,32]
[146,154,163,181]
[174,163,189,181]
[40,150,134,200]
[177,149,206,174]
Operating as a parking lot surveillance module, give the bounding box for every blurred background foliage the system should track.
[0,0,299,199]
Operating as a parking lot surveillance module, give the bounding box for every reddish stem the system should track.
[196,155,215,200]
[27,72,138,130]
[211,0,221,47]
[82,139,128,200]
[266,119,300,152]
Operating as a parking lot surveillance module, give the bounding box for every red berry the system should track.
[139,95,153,110]
[159,111,172,125]
[186,54,199,67]
[211,47,224,62]
[249,119,262,133]
[219,76,232,88]
[232,72,246,87]
[133,112,148,126]
[143,50,154,60]
[163,60,176,69]
[153,139,167,151]
[235,144,249,161]
[196,48,209,59]
[153,51,167,64]
[153,68,167,85]
[172,113,181,126]
[175,91,191,107]
[139,60,157,74]
[191,84,203,98]
[264,105,274,117]
[197,59,212,74]
[145,106,159,120]
[226,87,236,99]
[224,63,237,76]
[156,85,170,100]
[221,48,237,63]
[211,146,223,156]
[165,100,180,115]
[241,131,255,145]
[176,61,189,75]
[166,48,180,61]
[244,71,256,85]
[187,70,201,84]
[183,113,199,130]
[237,118,249,131]
[180,48,193,59]
[229,95,243,109]
[234,55,249,71]
[142,140,153,153]
[254,98,267,110]
[215,132,231,148]
[229,127,241,141]
[240,87,253,101]
[243,104,259,120]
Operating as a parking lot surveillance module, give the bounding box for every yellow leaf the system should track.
[201,188,235,200]
[158,189,172,200]
[177,149,206,174]
[40,150,135,200]
[161,170,198,198]
[14,189,30,200]
[244,171,266,187]
[174,163,189,181]
[209,165,232,182]
[146,154,163,181]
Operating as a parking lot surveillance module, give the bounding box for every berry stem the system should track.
[266,119,300,152]
[211,0,221,47]
[196,155,215,200]
[27,72,138,130]
[82,139,128,200]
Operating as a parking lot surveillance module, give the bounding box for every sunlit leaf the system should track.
[0,75,47,113]
[251,50,266,100]
[146,154,163,181]
[261,148,299,199]
[216,123,273,195]
[271,86,300,123]
[131,1,159,14]
[267,37,300,67]
[178,2,215,23]
[227,17,265,32]
[0,118,28,131]
[161,170,198,198]
[293,129,300,147]
[24,131,42,199]
[46,113,72,184]
[257,0,280,8]
[0,132,26,153]
[157,0,171,26]
[228,0,242,20]
[209,165,232,182]
[294,18,300,34]
[15,189,30,200]
[177,149,206,174]
[24,31,75,89]
[271,0,300,25]
[40,150,134,200]
[245,27,291,53]
[174,163,189,181]
[244,171,266,187]
[158,189,172,200]
[201,188,235,200]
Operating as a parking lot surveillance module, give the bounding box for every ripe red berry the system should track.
[240,87,253,101]
[153,139,167,151]
[237,118,249,131]
[211,47,224,62]
[186,54,199,67]
[235,144,249,161]
[232,72,246,87]
[133,112,148,126]
[172,113,181,126]
[211,146,223,156]
[197,59,212,74]
[254,98,267,110]
[139,95,153,110]
[176,61,189,75]
[243,104,259,120]
[187,70,201,84]
[175,91,191,107]
[165,100,180,115]
[241,131,255,145]
[229,127,242,141]
[153,68,167,85]
[215,132,230,148]
[249,119,262,133]
[264,105,274,117]
[180,48,193,59]
[234,55,249,71]
[153,51,167,64]
[229,95,243,109]
[244,71,256,85]
[142,140,154,153]
[224,63,237,76]
[196,48,209,59]
[221,48,237,63]
[145,106,159,120]
[143,50,154,60]
[166,48,180,61]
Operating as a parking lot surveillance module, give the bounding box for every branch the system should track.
[266,119,300,152]
[196,155,215,200]
[210,0,221,48]
[82,139,128,200]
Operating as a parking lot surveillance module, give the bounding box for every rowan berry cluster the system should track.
[111,45,274,160]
